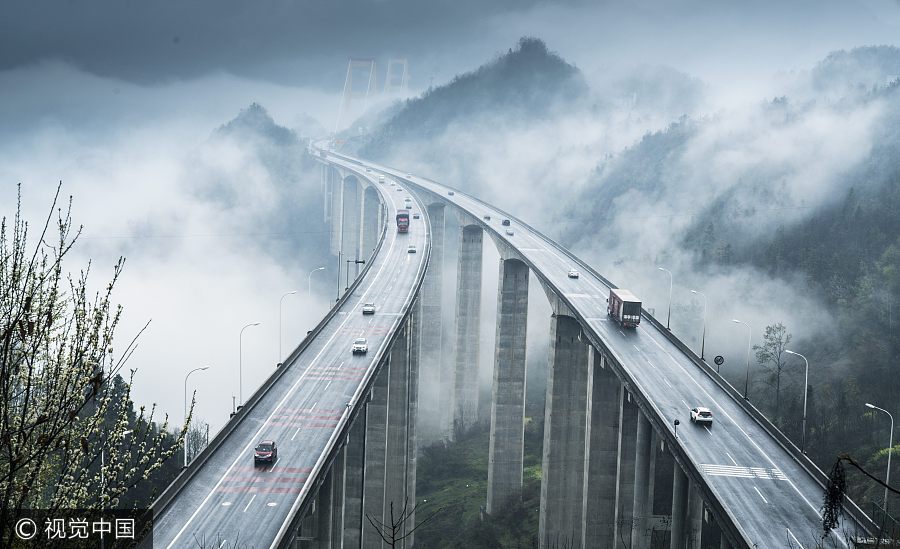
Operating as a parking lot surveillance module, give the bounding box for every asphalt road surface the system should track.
[150,162,428,548]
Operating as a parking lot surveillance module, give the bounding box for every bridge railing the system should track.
[144,158,390,532]
[272,156,432,547]
[335,152,877,544]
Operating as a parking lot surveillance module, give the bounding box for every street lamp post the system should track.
[732,319,752,400]
[346,259,366,290]
[690,289,707,360]
[239,322,261,407]
[865,402,894,512]
[183,366,210,468]
[307,266,325,299]
[784,350,809,453]
[279,290,298,360]
[336,250,342,302]
[658,267,673,330]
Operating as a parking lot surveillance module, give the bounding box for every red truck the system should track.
[608,288,642,328]
[396,210,410,233]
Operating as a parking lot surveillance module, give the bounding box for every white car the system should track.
[352,338,368,354]
[690,407,713,426]
[406,173,412,178]
[413,213,420,219]
[379,175,385,182]
[568,270,580,279]
[505,229,514,236]
[362,303,376,315]
[408,245,417,253]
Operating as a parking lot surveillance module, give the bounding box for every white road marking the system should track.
[221,502,232,506]
[267,502,277,507]
[700,464,787,481]
[753,486,768,504]
[166,184,420,547]
[663,377,672,388]
[619,330,625,336]
[243,494,256,512]
[726,452,738,466]
[291,427,301,441]
[786,528,804,548]
[219,540,227,548]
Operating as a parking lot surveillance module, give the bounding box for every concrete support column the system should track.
[330,446,346,546]
[670,465,688,549]
[343,412,366,548]
[341,177,361,284]
[486,258,529,513]
[632,411,653,549]
[419,203,445,440]
[616,393,638,548]
[582,350,622,548]
[384,325,410,537]
[405,301,422,548]
[315,472,334,549]
[362,362,390,549]
[329,169,343,256]
[720,533,730,549]
[361,187,380,264]
[688,484,703,549]
[539,314,590,548]
[452,224,484,438]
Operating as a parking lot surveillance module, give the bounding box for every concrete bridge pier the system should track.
[418,202,446,441]
[538,314,590,548]
[582,349,622,548]
[452,221,484,438]
[632,410,653,549]
[384,324,410,542]
[486,257,530,513]
[405,301,422,548]
[361,359,390,549]
[342,412,366,547]
[670,463,688,549]
[361,185,380,266]
[341,176,361,284]
[328,446,346,545]
[327,167,342,256]
[687,483,703,549]
[617,391,639,547]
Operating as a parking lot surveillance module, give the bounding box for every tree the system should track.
[185,416,210,464]
[366,498,440,548]
[754,322,792,424]
[0,184,187,541]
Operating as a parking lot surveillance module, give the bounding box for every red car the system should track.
[254,440,278,466]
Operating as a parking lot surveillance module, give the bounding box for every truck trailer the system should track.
[608,288,642,328]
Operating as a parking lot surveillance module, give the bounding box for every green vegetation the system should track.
[415,417,545,548]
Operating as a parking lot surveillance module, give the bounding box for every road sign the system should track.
[714,355,724,366]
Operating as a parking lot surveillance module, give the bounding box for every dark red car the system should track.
[254,440,277,466]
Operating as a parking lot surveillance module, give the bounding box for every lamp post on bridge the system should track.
[865,402,894,512]
[784,350,809,453]
[690,289,707,361]
[307,266,325,299]
[239,322,261,407]
[183,366,210,468]
[732,319,752,400]
[279,291,298,361]
[346,259,366,290]
[658,266,673,330]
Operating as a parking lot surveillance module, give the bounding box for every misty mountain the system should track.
[811,45,900,97]
[359,37,588,159]
[191,103,329,269]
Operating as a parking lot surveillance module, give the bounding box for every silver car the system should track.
[352,338,368,354]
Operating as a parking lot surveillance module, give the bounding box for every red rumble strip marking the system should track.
[270,421,340,428]
[216,486,304,494]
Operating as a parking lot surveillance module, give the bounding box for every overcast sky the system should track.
[3,0,900,93]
